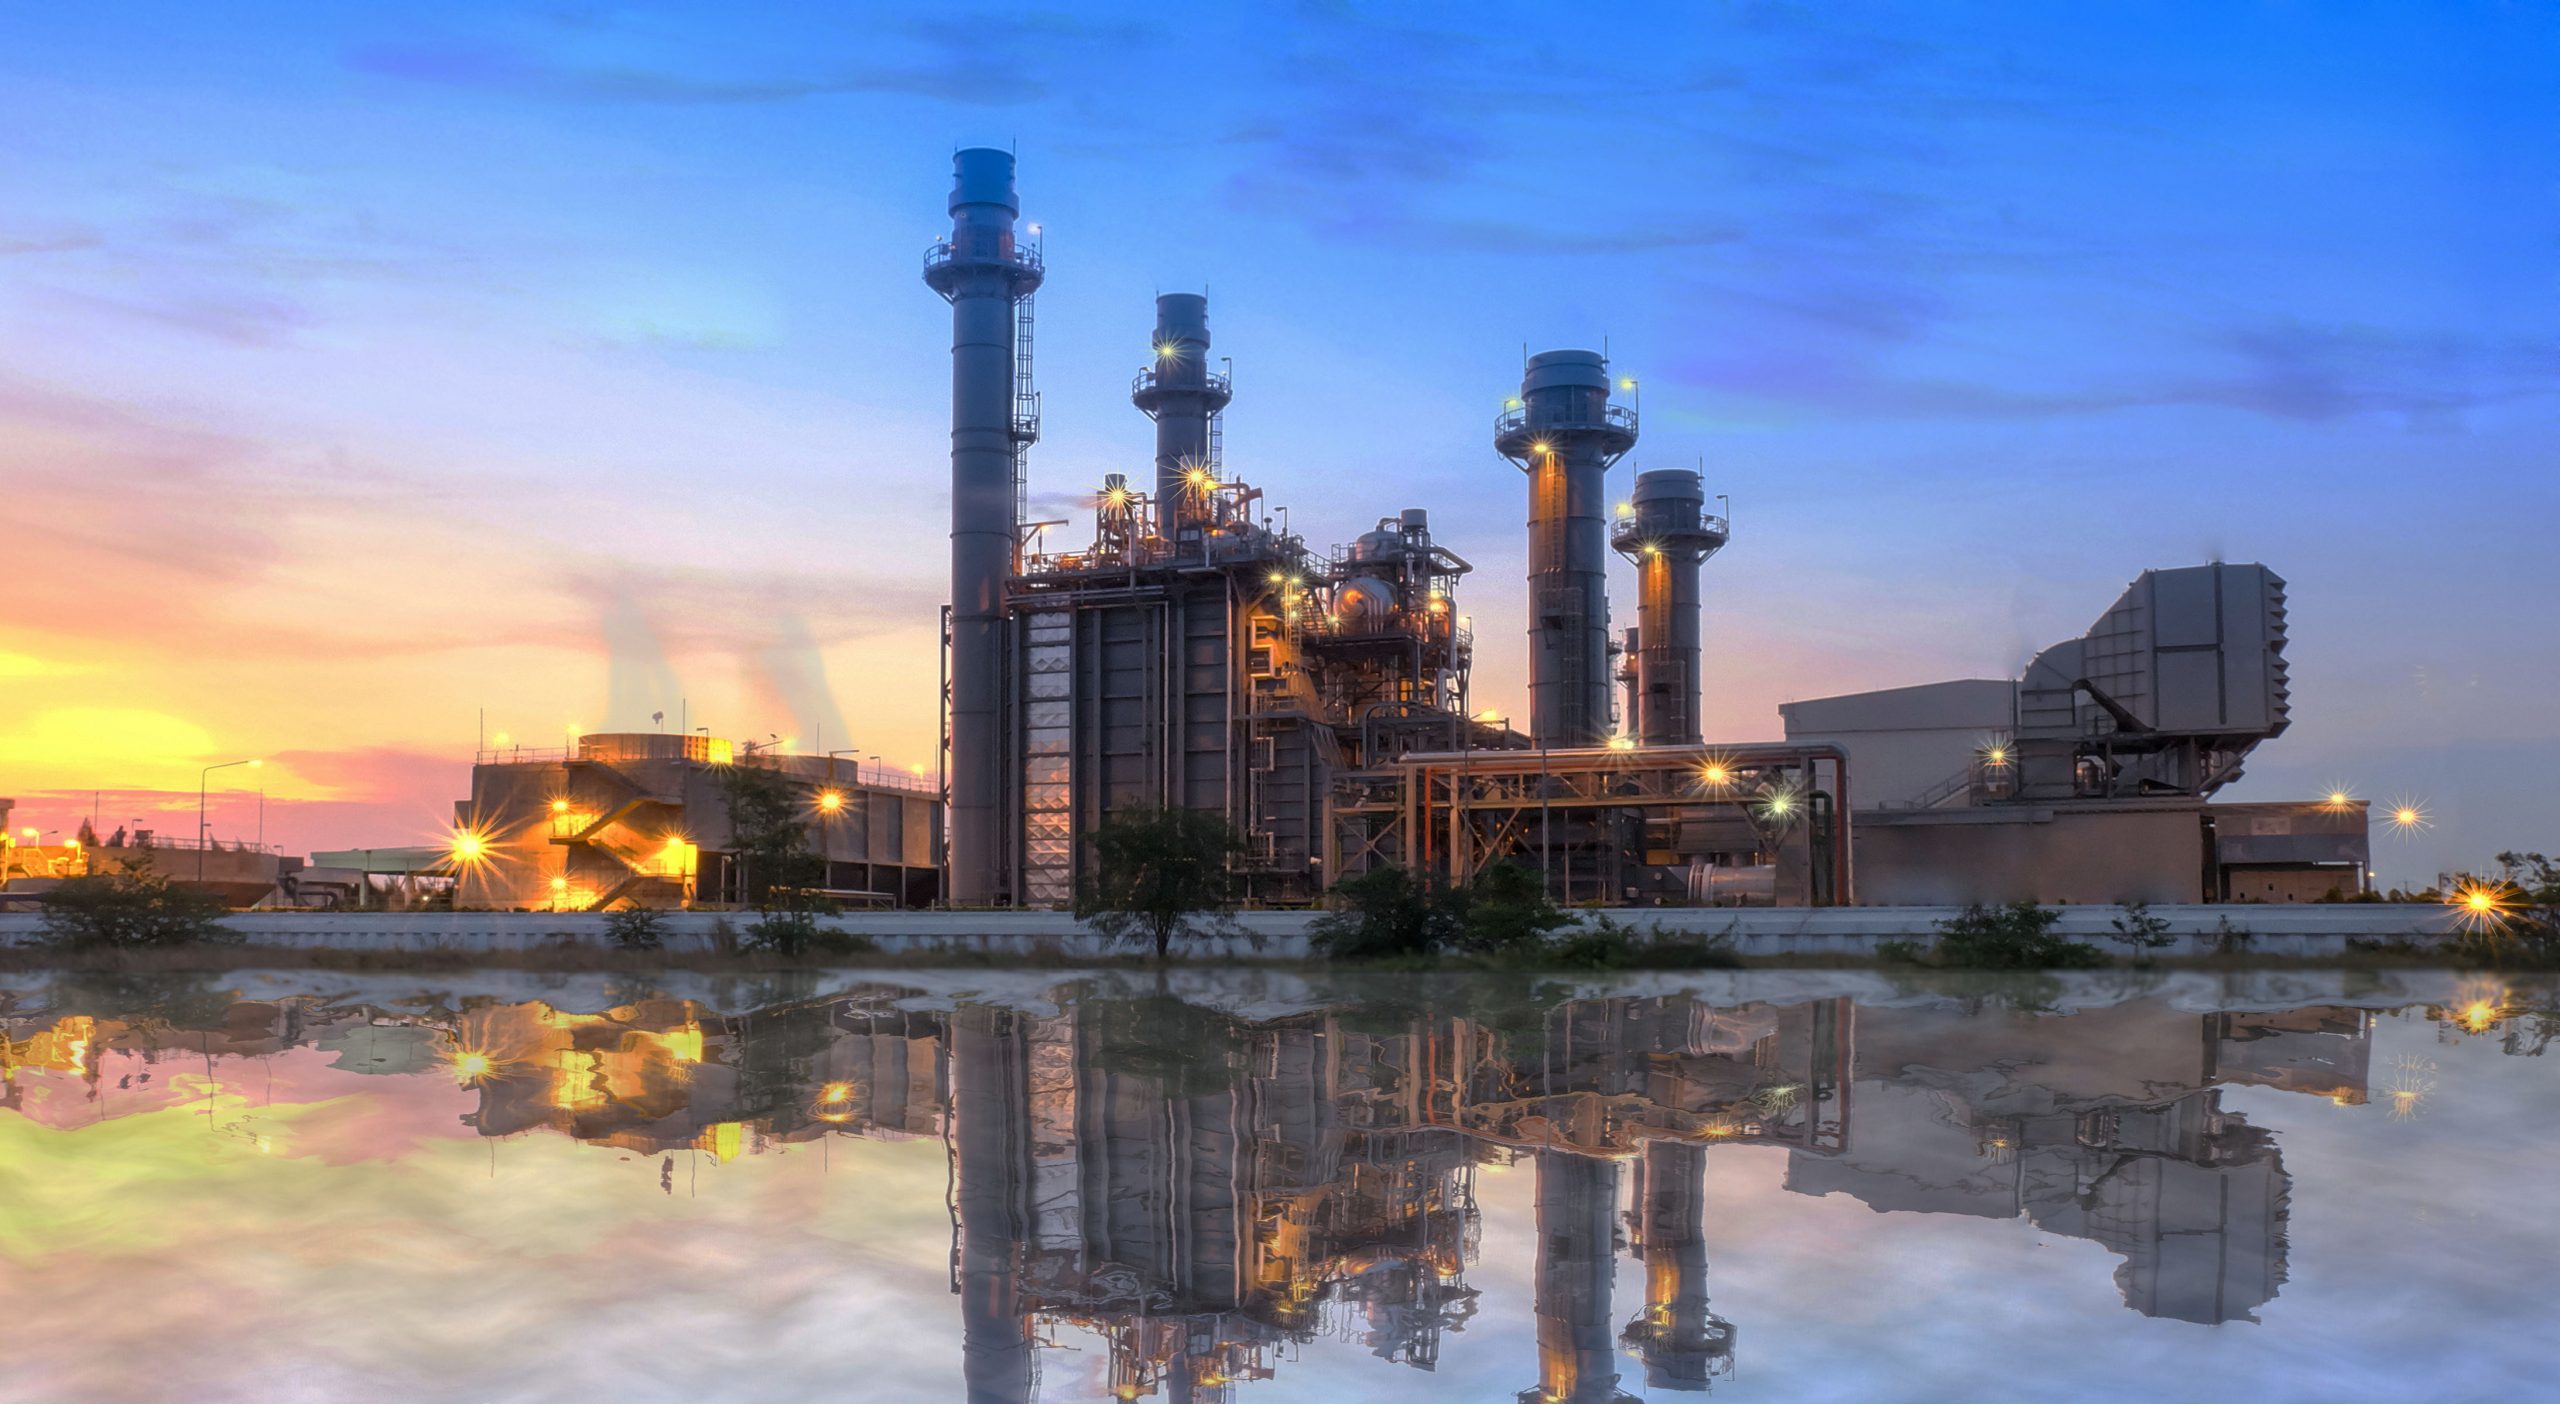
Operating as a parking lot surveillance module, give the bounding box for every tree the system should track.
[716,764,837,956]
[36,853,233,949]
[1074,806,1244,962]
[716,763,823,911]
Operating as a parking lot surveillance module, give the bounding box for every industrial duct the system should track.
[1496,349,1637,748]
[925,148,1043,906]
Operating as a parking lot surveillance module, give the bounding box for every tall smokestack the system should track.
[1611,469,1728,746]
[1131,292,1230,534]
[1497,350,1636,748]
[926,148,1042,906]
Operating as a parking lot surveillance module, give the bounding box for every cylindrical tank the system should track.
[925,148,1043,907]
[1131,292,1233,532]
[1496,350,1636,748]
[1612,468,1728,746]
[1350,528,1402,563]
[1335,577,1397,628]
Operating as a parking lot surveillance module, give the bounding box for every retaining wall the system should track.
[0,904,2457,959]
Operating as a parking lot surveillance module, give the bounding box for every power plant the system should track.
[920,147,2366,912]
[925,149,1879,910]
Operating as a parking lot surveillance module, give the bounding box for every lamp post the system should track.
[198,758,260,883]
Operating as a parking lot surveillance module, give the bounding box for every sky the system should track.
[2,2,2553,879]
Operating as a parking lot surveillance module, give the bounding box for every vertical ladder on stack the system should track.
[1010,292,1041,531]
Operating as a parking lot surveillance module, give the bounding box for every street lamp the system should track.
[199,758,260,883]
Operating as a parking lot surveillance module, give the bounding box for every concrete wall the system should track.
[1780,679,2014,808]
[0,902,2453,959]
[1850,806,2208,905]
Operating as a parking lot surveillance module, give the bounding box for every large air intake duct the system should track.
[1496,350,1636,748]
[926,148,1042,906]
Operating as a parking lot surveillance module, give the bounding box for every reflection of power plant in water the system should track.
[1521,1152,1632,1404]
[1783,1002,2367,1325]
[1624,1141,1732,1392]
[5,991,2396,1394]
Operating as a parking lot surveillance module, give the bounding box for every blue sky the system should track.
[1,2,2552,876]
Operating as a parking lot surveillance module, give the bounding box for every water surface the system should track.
[3,971,2552,1402]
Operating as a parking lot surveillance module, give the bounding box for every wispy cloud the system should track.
[346,12,1159,107]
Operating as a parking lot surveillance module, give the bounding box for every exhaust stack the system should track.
[1496,349,1636,747]
[1131,292,1231,534]
[926,148,1043,906]
[1611,468,1728,745]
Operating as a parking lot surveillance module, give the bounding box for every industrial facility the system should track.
[931,148,1848,911]
[448,732,941,911]
[926,148,2356,911]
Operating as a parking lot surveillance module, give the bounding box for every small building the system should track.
[450,732,942,910]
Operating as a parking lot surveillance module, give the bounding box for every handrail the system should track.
[1609,512,1730,552]
[1493,402,1638,440]
[923,240,1043,274]
[1130,366,1233,399]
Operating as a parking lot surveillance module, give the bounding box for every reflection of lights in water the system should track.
[2386,1054,2438,1120]
[445,1041,507,1085]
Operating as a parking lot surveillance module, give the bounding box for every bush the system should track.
[1311,865,1458,961]
[1929,902,2109,969]
[731,910,876,959]
[1543,915,1641,971]
[2208,916,2254,957]
[743,909,821,957]
[2108,901,2176,967]
[1450,861,1570,955]
[1876,938,1927,965]
[604,906,669,950]
[36,857,233,949]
